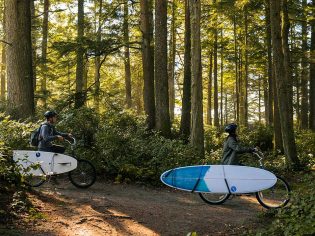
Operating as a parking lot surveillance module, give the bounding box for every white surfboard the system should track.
[13,150,77,176]
[160,165,277,194]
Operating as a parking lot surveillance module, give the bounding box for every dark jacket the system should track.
[38,122,67,151]
[221,135,253,165]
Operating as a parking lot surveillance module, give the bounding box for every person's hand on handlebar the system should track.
[57,135,64,141]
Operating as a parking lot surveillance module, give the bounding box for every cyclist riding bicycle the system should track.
[221,123,256,165]
[38,111,72,154]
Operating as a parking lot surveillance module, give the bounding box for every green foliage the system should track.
[295,131,315,168]
[238,124,274,151]
[94,110,201,184]
[256,172,315,236]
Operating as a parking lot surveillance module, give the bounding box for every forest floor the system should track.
[1,177,269,236]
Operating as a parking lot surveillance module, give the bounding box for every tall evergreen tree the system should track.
[190,0,204,157]
[75,0,85,108]
[180,0,191,139]
[140,0,155,129]
[123,1,132,108]
[270,0,300,167]
[154,0,171,136]
[6,0,34,119]
[310,0,315,131]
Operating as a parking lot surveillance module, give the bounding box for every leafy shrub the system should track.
[0,113,36,150]
[238,124,273,151]
[256,172,315,236]
[295,131,315,168]
[94,110,201,184]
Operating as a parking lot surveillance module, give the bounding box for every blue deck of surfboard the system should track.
[161,166,211,192]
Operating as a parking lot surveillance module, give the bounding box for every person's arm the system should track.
[40,125,58,142]
[227,137,253,154]
[52,126,69,138]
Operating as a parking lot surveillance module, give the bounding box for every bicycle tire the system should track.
[68,159,96,188]
[256,175,290,209]
[199,192,231,205]
[24,174,46,187]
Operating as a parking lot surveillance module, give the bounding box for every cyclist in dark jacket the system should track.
[221,123,255,165]
[38,111,72,154]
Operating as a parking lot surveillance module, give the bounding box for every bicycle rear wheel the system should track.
[68,159,96,188]
[199,192,230,205]
[256,176,290,209]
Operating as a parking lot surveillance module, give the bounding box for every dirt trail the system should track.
[15,178,265,236]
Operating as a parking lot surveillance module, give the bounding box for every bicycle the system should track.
[198,150,291,209]
[18,137,97,189]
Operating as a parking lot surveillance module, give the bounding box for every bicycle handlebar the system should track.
[65,137,77,146]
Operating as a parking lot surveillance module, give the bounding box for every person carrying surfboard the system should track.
[38,111,72,154]
[221,123,256,165]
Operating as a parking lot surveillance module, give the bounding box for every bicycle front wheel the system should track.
[24,174,46,187]
[256,176,290,209]
[68,159,96,188]
[199,192,230,205]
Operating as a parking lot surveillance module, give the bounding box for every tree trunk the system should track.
[154,0,171,136]
[213,0,219,128]
[168,0,176,121]
[30,0,37,92]
[265,0,273,126]
[273,69,283,152]
[140,0,155,129]
[75,0,85,108]
[124,1,132,109]
[180,0,191,139]
[40,0,49,108]
[244,6,249,127]
[207,51,213,125]
[300,0,309,129]
[94,0,102,112]
[233,14,239,123]
[310,0,315,131]
[190,0,204,157]
[6,0,34,119]
[1,7,6,101]
[220,29,224,126]
[270,0,300,167]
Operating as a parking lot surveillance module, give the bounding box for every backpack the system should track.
[30,125,42,147]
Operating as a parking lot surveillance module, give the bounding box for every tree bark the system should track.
[180,0,191,138]
[265,0,273,126]
[140,0,155,129]
[270,0,300,167]
[6,0,34,119]
[154,0,171,136]
[310,0,315,131]
[300,0,309,129]
[213,0,219,128]
[1,7,6,101]
[94,0,102,112]
[40,0,49,108]
[75,0,85,108]
[190,0,204,157]
[168,0,176,121]
[244,5,249,127]
[220,29,224,126]
[124,1,132,109]
[233,14,239,123]
[30,0,37,92]
[207,51,213,125]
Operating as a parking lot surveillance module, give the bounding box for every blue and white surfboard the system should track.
[160,165,277,194]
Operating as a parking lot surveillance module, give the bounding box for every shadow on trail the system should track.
[22,180,264,235]
[49,181,262,235]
